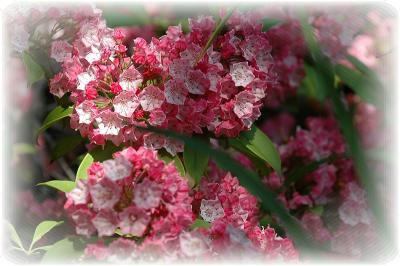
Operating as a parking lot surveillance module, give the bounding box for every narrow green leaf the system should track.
[41,238,83,263]
[195,7,235,64]
[51,135,83,160]
[335,64,381,106]
[22,52,45,86]
[262,18,281,31]
[76,153,94,181]
[5,221,25,251]
[237,126,281,174]
[183,145,209,185]
[29,221,63,251]
[190,219,211,230]
[36,106,73,137]
[37,180,76,193]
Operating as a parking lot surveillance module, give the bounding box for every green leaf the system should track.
[183,145,209,185]
[310,205,324,216]
[36,106,73,137]
[236,126,281,174]
[29,221,63,251]
[5,221,25,251]
[22,52,45,86]
[263,18,281,31]
[37,180,76,193]
[76,142,122,181]
[190,219,211,230]
[51,135,83,160]
[76,153,94,181]
[299,63,327,101]
[157,150,186,176]
[41,238,83,263]
[335,64,382,107]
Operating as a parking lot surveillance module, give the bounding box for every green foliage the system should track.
[22,52,45,86]
[37,180,76,193]
[29,221,64,252]
[5,220,63,255]
[36,106,73,137]
[183,145,209,185]
[235,126,282,174]
[41,238,83,263]
[190,219,211,230]
[51,135,83,160]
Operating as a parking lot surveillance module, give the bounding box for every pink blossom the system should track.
[139,85,165,111]
[113,91,139,118]
[133,179,162,210]
[92,209,118,236]
[89,177,121,210]
[230,62,255,87]
[102,156,132,181]
[118,206,150,236]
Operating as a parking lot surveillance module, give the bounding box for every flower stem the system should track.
[195,7,236,65]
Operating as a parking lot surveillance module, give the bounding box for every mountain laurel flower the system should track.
[49,10,277,153]
[65,147,194,239]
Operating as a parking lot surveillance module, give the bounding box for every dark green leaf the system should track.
[36,106,73,137]
[51,135,83,160]
[236,126,281,174]
[37,180,76,193]
[335,64,382,106]
[183,145,209,185]
[22,52,45,86]
[190,219,211,229]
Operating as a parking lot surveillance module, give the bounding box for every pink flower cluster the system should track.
[64,146,194,240]
[49,10,276,154]
[194,173,299,261]
[260,113,377,257]
[83,170,298,262]
[265,20,306,107]
[6,4,103,55]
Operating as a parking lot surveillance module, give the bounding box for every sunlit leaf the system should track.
[190,219,211,229]
[30,221,63,251]
[41,238,83,263]
[37,180,76,193]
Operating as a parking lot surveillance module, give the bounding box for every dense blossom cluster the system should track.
[260,113,377,257]
[265,20,306,107]
[48,10,277,154]
[82,165,298,262]
[6,3,393,263]
[65,147,194,239]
